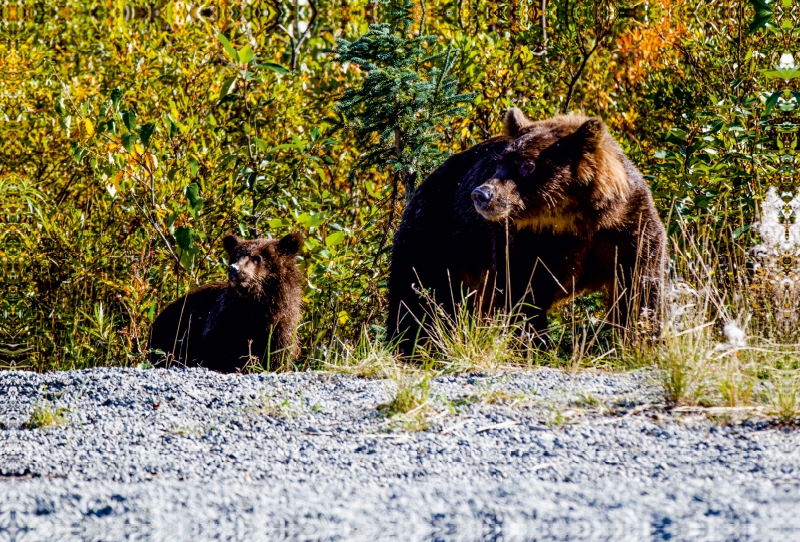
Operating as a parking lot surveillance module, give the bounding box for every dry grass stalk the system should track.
[651,191,800,420]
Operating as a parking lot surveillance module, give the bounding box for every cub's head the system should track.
[471,108,631,232]
[222,233,303,298]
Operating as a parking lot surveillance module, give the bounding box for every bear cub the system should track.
[388,109,667,355]
[149,233,303,372]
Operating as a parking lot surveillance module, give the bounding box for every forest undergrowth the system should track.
[1,0,799,423]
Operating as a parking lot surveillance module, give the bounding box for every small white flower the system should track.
[723,322,747,348]
[780,53,796,70]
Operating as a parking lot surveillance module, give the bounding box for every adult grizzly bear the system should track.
[149,233,303,372]
[388,109,666,355]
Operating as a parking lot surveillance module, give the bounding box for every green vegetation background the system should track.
[0,0,793,371]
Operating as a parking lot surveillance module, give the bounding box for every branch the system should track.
[128,189,196,283]
[283,0,318,72]
[532,0,548,56]
[562,20,611,113]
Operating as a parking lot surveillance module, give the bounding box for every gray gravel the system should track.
[1,367,798,540]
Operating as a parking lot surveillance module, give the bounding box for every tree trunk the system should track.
[394,127,417,204]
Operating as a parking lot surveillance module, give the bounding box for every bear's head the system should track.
[222,233,303,298]
[471,108,631,233]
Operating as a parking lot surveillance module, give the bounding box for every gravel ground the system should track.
[1,367,798,541]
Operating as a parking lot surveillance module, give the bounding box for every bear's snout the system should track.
[472,179,523,221]
[228,263,240,282]
[471,185,495,208]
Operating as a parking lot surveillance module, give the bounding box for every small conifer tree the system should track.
[330,9,474,205]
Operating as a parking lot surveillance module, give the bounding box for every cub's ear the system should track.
[277,232,303,256]
[222,235,240,256]
[503,107,533,138]
[573,118,607,150]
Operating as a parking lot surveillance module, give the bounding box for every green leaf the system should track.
[121,133,136,153]
[761,68,800,79]
[669,128,689,141]
[268,218,292,229]
[188,156,199,177]
[216,153,239,171]
[764,91,782,116]
[54,96,65,116]
[70,142,86,163]
[180,249,197,272]
[312,164,327,181]
[325,231,345,247]
[706,120,724,134]
[167,212,177,235]
[259,62,290,75]
[219,76,237,100]
[121,109,137,132]
[60,114,72,134]
[272,143,305,151]
[138,122,155,147]
[217,32,240,64]
[110,88,122,110]
[298,212,326,228]
[184,183,205,218]
[665,128,689,146]
[238,45,255,64]
[175,225,195,252]
[217,94,240,107]
[253,137,268,151]
[245,171,257,190]
[748,0,773,33]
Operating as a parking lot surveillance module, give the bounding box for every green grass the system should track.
[320,326,400,378]
[414,293,525,373]
[23,399,69,430]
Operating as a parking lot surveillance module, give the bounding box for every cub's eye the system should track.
[519,160,536,177]
[250,255,262,264]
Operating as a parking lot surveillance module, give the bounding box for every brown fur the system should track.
[388,109,667,355]
[148,233,303,372]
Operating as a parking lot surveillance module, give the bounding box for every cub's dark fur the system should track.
[388,109,666,354]
[149,233,303,372]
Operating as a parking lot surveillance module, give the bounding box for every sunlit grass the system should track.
[378,366,433,431]
[319,326,399,378]
[414,293,526,373]
[23,399,69,430]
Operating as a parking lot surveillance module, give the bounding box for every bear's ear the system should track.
[573,118,607,150]
[503,107,533,138]
[572,118,630,200]
[277,232,303,256]
[222,235,240,256]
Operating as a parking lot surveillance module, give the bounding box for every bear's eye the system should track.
[519,160,536,177]
[250,255,262,264]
